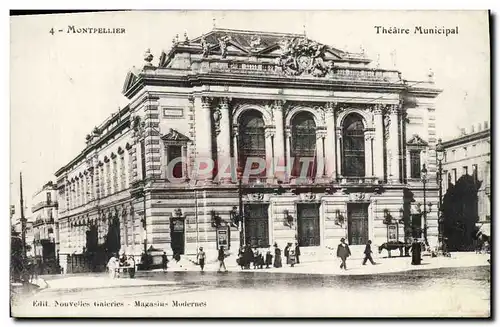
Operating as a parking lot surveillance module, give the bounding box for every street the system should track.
[11,264,490,317]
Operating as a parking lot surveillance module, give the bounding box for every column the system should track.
[335,129,342,178]
[316,129,326,179]
[216,97,231,183]
[143,96,161,180]
[373,104,385,181]
[364,131,374,177]
[232,125,239,171]
[195,96,213,181]
[389,104,401,183]
[406,149,411,180]
[324,103,336,179]
[265,127,275,180]
[272,100,286,176]
[285,127,292,180]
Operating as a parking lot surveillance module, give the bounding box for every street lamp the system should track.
[420,164,433,244]
[237,166,245,247]
[436,139,445,251]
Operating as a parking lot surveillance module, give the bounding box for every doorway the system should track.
[347,203,369,245]
[244,204,269,248]
[170,217,185,255]
[297,203,320,246]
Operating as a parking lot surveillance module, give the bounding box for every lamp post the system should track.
[237,166,245,247]
[420,164,433,244]
[435,139,445,251]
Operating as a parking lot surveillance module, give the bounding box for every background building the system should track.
[31,181,59,274]
[440,122,491,251]
[55,28,441,270]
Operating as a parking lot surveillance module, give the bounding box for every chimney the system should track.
[477,123,482,132]
[484,121,489,130]
[460,128,466,136]
[471,125,475,133]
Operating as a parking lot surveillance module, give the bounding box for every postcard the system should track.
[10,10,491,318]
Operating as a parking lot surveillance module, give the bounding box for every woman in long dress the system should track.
[107,256,117,278]
[273,243,282,268]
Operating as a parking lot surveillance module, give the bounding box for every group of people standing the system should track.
[235,242,301,269]
[106,253,136,278]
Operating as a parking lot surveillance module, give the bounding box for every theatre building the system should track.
[55,28,441,269]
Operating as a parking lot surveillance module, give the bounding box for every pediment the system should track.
[161,128,191,143]
[407,134,428,147]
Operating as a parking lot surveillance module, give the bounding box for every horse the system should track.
[378,241,411,258]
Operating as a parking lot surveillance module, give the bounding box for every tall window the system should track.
[140,140,146,180]
[463,166,468,176]
[120,155,126,190]
[106,161,111,195]
[46,192,52,203]
[167,145,184,179]
[239,110,266,177]
[112,158,118,193]
[291,112,316,178]
[410,150,421,179]
[452,168,457,183]
[100,166,105,197]
[342,114,365,177]
[472,164,478,182]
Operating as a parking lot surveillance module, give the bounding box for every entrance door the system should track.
[297,203,321,246]
[170,218,185,255]
[244,204,269,248]
[347,203,369,245]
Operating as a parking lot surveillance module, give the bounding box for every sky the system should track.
[9,10,490,218]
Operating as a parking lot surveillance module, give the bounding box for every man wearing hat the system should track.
[197,247,206,271]
[336,238,351,270]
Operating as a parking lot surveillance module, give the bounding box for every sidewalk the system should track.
[159,251,491,275]
[44,275,177,291]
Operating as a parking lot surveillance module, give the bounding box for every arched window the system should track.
[342,114,365,177]
[291,112,316,178]
[238,110,266,178]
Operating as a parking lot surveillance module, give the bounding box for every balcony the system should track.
[32,200,58,213]
[200,60,401,83]
[338,177,381,186]
[33,217,55,227]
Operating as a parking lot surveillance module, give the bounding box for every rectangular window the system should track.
[140,140,146,180]
[451,150,456,161]
[472,164,478,181]
[106,162,112,196]
[452,168,457,183]
[167,145,184,179]
[410,150,421,178]
[463,147,468,158]
[46,192,52,203]
[472,144,476,156]
[463,166,468,176]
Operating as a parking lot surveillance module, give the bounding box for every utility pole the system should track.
[19,172,27,258]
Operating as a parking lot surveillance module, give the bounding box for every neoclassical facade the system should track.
[55,28,442,268]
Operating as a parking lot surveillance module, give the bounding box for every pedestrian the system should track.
[411,239,422,265]
[273,243,282,268]
[362,240,376,265]
[284,243,291,265]
[265,249,273,269]
[289,247,296,267]
[295,242,301,264]
[217,246,228,272]
[244,244,253,269]
[162,251,169,272]
[197,247,206,271]
[127,255,136,278]
[237,246,245,270]
[107,255,117,279]
[336,238,351,270]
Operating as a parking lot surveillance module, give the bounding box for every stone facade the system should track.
[441,123,491,234]
[55,28,442,266]
[31,181,58,264]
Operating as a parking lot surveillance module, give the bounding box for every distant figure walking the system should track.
[289,247,296,267]
[162,252,169,272]
[218,246,228,272]
[197,247,206,271]
[273,243,282,268]
[336,238,351,270]
[295,242,301,264]
[362,240,376,265]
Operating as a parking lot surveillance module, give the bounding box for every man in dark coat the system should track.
[336,238,351,270]
[362,240,376,265]
[295,242,301,264]
[162,252,169,272]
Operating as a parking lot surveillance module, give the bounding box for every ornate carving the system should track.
[265,127,275,139]
[285,126,292,138]
[247,193,264,201]
[300,192,316,202]
[218,35,231,59]
[143,48,153,66]
[213,108,221,136]
[277,37,333,77]
[383,114,391,140]
[201,96,212,109]
[316,127,327,139]
[349,192,369,202]
[407,134,428,147]
[200,36,210,58]
[249,35,263,52]
[326,101,337,114]
[161,128,190,142]
[373,103,384,115]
